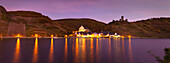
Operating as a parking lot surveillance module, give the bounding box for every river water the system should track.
[0,38,169,63]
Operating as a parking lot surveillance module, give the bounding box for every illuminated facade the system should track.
[78,26,86,32]
[78,26,90,32]
[74,26,123,38]
[74,26,98,37]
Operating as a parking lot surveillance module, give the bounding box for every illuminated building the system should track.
[74,26,103,38]
[70,26,127,38]
[75,26,94,37]
[78,26,86,32]
[78,26,90,32]
[109,33,121,38]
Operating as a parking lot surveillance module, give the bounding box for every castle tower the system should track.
[121,16,124,21]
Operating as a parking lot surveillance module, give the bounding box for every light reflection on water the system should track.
[13,38,20,63]
[90,38,94,63]
[129,38,133,63]
[96,38,99,62]
[81,38,86,63]
[64,38,68,63]
[74,38,79,63]
[32,38,38,63]
[48,38,54,63]
[0,38,170,63]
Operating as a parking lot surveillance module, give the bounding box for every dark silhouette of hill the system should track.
[107,17,170,38]
[54,18,106,34]
[0,5,170,38]
[0,5,65,36]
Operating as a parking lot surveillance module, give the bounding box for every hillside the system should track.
[0,5,170,38]
[0,5,106,37]
[54,18,106,34]
[107,17,170,38]
[0,5,7,20]
[0,5,67,36]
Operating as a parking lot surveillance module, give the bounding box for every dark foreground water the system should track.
[0,38,169,63]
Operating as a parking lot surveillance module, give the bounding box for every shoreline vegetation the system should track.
[148,48,170,63]
[0,5,170,38]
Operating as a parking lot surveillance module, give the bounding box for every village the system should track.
[66,25,129,38]
[0,25,132,38]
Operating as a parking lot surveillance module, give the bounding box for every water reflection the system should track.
[90,38,94,63]
[74,38,79,63]
[81,38,86,63]
[108,38,112,62]
[96,38,99,62]
[13,38,20,63]
[32,38,38,63]
[1,37,168,63]
[64,38,68,63]
[49,38,54,63]
[13,38,134,63]
[129,38,133,63]
[112,38,122,63]
[122,38,126,63]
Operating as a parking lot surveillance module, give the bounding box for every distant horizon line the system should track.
[3,8,170,23]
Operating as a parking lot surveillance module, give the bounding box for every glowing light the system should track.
[49,38,54,63]
[82,38,86,63]
[13,38,20,63]
[99,34,101,37]
[74,38,79,63]
[75,33,105,38]
[90,38,94,63]
[14,33,23,38]
[73,26,125,38]
[69,34,73,37]
[121,36,125,38]
[35,34,39,37]
[106,34,110,36]
[128,35,132,38]
[111,35,121,38]
[0,35,2,40]
[64,38,68,63]
[51,34,54,38]
[78,26,86,32]
[76,34,80,37]
[128,38,133,63]
[32,38,38,63]
[65,35,68,38]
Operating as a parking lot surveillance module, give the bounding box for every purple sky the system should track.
[1,0,170,23]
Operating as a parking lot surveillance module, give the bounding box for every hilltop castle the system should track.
[119,16,128,22]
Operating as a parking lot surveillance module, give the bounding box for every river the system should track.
[0,38,169,63]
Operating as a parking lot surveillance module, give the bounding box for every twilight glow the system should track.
[1,0,170,23]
